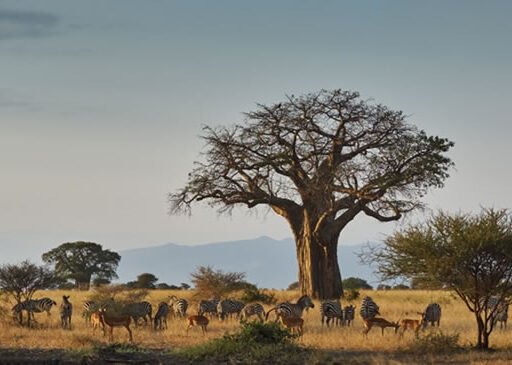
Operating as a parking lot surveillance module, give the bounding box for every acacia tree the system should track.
[170,89,454,299]
[361,209,512,350]
[42,241,121,290]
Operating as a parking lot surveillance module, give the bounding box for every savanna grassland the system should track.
[2,289,512,364]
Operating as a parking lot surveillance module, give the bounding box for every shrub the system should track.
[407,331,462,354]
[343,289,360,302]
[240,287,276,305]
[287,281,299,290]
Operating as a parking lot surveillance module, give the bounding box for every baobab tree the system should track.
[169,89,454,299]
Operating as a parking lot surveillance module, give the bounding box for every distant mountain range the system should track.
[116,236,380,289]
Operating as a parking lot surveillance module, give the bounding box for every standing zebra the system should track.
[488,297,508,329]
[217,299,245,320]
[240,303,266,322]
[360,296,380,320]
[12,297,57,327]
[265,295,315,322]
[60,295,73,329]
[343,305,356,326]
[154,302,170,330]
[126,301,152,326]
[422,303,441,327]
[320,300,343,327]
[198,299,220,319]
[169,295,189,318]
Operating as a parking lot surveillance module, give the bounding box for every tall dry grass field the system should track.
[1,289,512,355]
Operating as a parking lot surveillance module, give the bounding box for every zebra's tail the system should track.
[265,307,277,322]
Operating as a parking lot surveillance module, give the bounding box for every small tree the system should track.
[42,241,121,290]
[361,209,512,350]
[0,261,56,324]
[190,266,250,298]
[342,277,373,290]
[126,273,159,289]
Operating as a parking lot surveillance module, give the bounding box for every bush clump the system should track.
[407,331,462,354]
[178,321,309,363]
[240,287,276,305]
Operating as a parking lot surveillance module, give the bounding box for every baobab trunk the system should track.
[296,233,343,299]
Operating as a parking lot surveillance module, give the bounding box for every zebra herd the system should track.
[10,293,510,337]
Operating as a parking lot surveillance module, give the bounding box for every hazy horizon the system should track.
[2,1,511,264]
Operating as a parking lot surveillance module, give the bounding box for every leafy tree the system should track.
[342,277,373,290]
[361,209,512,350]
[180,282,191,290]
[287,281,299,291]
[190,266,250,298]
[169,89,454,299]
[126,273,159,289]
[92,277,111,287]
[42,241,121,290]
[0,261,56,324]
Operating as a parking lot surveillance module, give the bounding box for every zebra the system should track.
[422,303,441,327]
[169,295,188,318]
[320,300,343,327]
[217,299,245,321]
[12,298,57,327]
[60,295,73,329]
[126,301,152,326]
[240,303,266,322]
[265,295,315,322]
[343,305,356,326]
[82,301,100,325]
[360,296,380,320]
[153,302,170,330]
[198,299,220,318]
[488,297,508,329]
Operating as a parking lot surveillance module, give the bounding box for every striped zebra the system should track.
[169,295,188,318]
[240,303,266,322]
[198,299,220,318]
[360,296,380,320]
[422,303,441,327]
[320,300,343,327]
[343,305,356,326]
[217,299,245,320]
[12,297,57,327]
[82,301,100,325]
[265,295,315,322]
[153,302,170,330]
[126,301,153,326]
[60,295,73,330]
[488,297,508,329]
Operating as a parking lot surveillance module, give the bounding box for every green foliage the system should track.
[42,241,121,289]
[343,289,360,302]
[126,273,158,289]
[287,281,299,290]
[343,277,372,290]
[190,266,252,298]
[407,331,462,354]
[240,287,276,305]
[177,321,307,363]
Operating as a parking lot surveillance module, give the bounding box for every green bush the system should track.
[343,289,360,302]
[240,287,276,305]
[407,331,461,354]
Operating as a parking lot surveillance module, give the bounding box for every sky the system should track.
[1,0,511,263]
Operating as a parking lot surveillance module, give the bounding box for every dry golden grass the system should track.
[2,289,512,364]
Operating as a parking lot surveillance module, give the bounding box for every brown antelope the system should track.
[186,315,209,335]
[280,316,304,336]
[399,318,423,337]
[362,317,400,337]
[98,309,133,342]
[90,311,105,335]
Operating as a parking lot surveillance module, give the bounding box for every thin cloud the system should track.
[0,8,60,40]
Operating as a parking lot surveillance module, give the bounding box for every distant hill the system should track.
[117,236,380,289]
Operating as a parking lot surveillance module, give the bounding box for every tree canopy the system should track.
[170,89,454,299]
[361,208,512,349]
[42,241,121,290]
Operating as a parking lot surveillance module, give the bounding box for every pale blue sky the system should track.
[1,1,511,263]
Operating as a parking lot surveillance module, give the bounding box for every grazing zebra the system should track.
[422,303,441,327]
[360,296,380,320]
[217,299,245,320]
[240,303,266,322]
[320,300,343,327]
[169,295,189,318]
[60,295,73,329]
[198,299,220,318]
[12,298,57,327]
[343,305,356,326]
[265,295,315,322]
[488,297,508,329]
[126,301,152,326]
[153,302,170,330]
